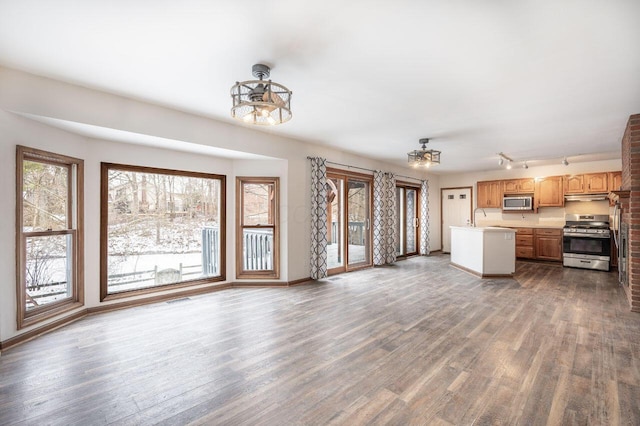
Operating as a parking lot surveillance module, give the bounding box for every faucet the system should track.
[472,207,486,227]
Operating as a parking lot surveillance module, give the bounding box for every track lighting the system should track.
[497,152,513,169]
[562,157,569,166]
[523,162,528,169]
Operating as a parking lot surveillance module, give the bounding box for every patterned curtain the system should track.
[310,157,328,279]
[373,172,397,265]
[420,179,430,255]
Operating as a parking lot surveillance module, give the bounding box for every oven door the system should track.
[563,233,611,258]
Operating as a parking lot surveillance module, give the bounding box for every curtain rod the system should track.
[306,156,424,182]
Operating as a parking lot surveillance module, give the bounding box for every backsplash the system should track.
[475,200,611,228]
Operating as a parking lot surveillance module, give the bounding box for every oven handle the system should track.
[563,234,611,239]
[613,203,620,249]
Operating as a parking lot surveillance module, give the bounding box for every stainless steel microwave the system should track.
[503,196,533,210]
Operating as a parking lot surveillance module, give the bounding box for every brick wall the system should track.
[621,113,640,311]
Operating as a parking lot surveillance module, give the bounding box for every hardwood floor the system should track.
[1,254,639,425]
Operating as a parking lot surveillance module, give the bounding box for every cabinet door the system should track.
[519,178,535,193]
[536,236,562,261]
[477,181,501,208]
[564,175,584,194]
[503,179,520,194]
[477,181,490,208]
[535,229,562,261]
[584,173,608,193]
[609,171,622,192]
[535,176,564,207]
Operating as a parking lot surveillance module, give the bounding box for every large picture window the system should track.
[236,177,279,279]
[101,163,225,300]
[16,146,84,329]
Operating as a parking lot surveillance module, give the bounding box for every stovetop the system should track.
[564,213,610,235]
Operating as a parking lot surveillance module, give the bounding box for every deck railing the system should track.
[243,229,273,270]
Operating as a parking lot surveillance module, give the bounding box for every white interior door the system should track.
[441,187,472,253]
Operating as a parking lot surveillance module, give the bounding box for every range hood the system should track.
[564,193,609,202]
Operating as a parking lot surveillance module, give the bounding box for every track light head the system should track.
[523,162,528,169]
[562,157,569,166]
[498,158,504,166]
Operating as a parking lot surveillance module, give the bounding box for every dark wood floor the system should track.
[1,254,639,425]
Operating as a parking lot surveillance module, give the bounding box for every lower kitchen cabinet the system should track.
[535,228,563,261]
[515,228,535,259]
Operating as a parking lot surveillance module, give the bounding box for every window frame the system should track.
[16,146,85,329]
[100,162,226,301]
[236,177,280,279]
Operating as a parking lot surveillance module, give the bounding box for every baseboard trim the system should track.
[0,309,87,353]
[450,262,513,278]
[87,283,234,315]
[0,278,314,353]
[287,277,312,286]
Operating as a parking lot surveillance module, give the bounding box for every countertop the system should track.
[450,226,516,232]
[476,223,564,229]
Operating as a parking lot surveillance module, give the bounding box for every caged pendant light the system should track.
[230,64,292,125]
[408,138,441,168]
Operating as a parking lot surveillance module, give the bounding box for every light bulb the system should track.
[506,161,512,170]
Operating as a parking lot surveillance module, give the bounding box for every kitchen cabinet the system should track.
[564,175,584,194]
[477,180,502,208]
[564,172,610,194]
[584,173,608,193]
[514,228,535,259]
[609,171,622,192]
[535,228,563,261]
[503,178,535,194]
[535,176,564,207]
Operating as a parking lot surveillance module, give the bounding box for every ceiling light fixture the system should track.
[231,64,292,126]
[562,157,569,166]
[497,152,513,169]
[523,162,529,169]
[408,138,441,168]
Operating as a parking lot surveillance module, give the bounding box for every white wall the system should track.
[0,67,436,343]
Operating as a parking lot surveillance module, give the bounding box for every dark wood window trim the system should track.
[100,163,226,302]
[326,168,374,275]
[236,177,280,279]
[16,146,85,330]
[396,181,421,258]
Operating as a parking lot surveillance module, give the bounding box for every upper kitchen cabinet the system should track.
[564,174,584,194]
[564,172,610,194]
[477,180,502,208]
[608,171,622,192]
[535,176,564,207]
[584,173,608,193]
[503,178,535,194]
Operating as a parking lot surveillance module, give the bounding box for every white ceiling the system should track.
[1,0,638,173]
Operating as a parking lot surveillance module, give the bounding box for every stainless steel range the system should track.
[563,214,611,271]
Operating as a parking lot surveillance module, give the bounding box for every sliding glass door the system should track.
[396,184,420,257]
[327,170,372,274]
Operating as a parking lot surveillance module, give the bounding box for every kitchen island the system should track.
[450,226,516,277]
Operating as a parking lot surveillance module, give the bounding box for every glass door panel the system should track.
[396,187,404,256]
[347,179,371,268]
[327,177,344,272]
[406,188,418,255]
